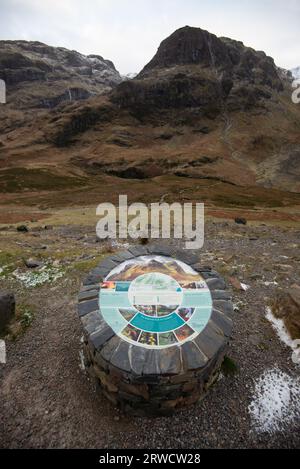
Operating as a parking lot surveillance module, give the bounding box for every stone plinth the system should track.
[77,245,233,415]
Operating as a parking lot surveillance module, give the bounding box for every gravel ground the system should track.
[0,220,299,448]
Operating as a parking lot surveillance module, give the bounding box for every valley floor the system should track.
[0,219,299,448]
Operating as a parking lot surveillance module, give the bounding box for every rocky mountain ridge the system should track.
[113,26,286,119]
[0,26,299,201]
[291,66,300,79]
[0,40,122,108]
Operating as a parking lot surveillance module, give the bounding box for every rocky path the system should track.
[0,221,300,448]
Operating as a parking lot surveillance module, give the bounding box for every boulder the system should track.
[234,217,247,225]
[17,225,28,232]
[24,258,43,268]
[0,291,15,333]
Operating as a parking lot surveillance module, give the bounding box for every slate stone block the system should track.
[127,245,149,256]
[100,335,121,362]
[142,349,161,375]
[206,277,226,290]
[211,290,231,300]
[191,263,212,272]
[83,271,104,286]
[129,345,148,376]
[211,309,233,337]
[110,340,132,373]
[201,270,223,280]
[158,346,183,375]
[181,341,208,370]
[81,310,104,335]
[110,250,135,262]
[97,258,118,271]
[78,289,99,302]
[147,244,174,257]
[77,298,99,318]
[80,284,100,292]
[173,250,199,265]
[88,325,115,352]
[194,322,226,360]
[213,299,234,316]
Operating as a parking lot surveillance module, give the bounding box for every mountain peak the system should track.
[138,25,281,94]
[140,26,229,74]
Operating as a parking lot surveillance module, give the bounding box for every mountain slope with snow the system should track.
[0,40,122,108]
[291,66,300,79]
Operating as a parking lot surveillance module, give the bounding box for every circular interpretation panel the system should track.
[99,255,213,349]
[78,245,233,416]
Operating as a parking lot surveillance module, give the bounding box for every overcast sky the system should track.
[0,0,299,74]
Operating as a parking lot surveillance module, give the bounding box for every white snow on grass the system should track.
[79,349,86,371]
[263,281,278,287]
[249,368,300,434]
[265,306,297,351]
[13,265,64,288]
[0,340,6,364]
[110,240,130,249]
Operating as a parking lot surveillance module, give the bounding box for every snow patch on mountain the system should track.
[291,66,300,79]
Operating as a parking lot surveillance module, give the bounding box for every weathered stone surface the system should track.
[78,289,98,302]
[118,381,149,400]
[77,298,99,317]
[213,299,234,315]
[24,258,43,268]
[201,270,223,280]
[191,263,212,272]
[110,250,135,262]
[181,341,208,370]
[211,290,231,300]
[80,310,103,335]
[173,250,199,265]
[83,269,104,286]
[88,324,115,352]
[142,349,161,375]
[129,345,148,376]
[235,217,247,225]
[109,340,131,372]
[93,365,119,393]
[158,346,183,375]
[211,309,233,338]
[80,284,100,292]
[100,335,121,362]
[0,291,15,332]
[95,351,109,370]
[168,371,194,384]
[206,277,226,290]
[127,245,149,256]
[147,244,174,256]
[97,258,118,272]
[194,322,226,359]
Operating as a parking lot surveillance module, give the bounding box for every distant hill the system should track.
[0,27,300,206]
[0,40,122,108]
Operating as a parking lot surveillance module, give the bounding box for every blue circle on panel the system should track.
[99,255,212,349]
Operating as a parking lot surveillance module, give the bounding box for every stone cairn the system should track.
[77,245,233,416]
